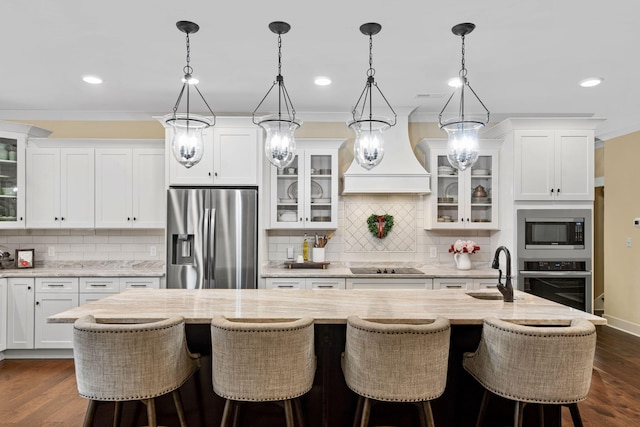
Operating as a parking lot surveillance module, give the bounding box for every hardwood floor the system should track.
[0,325,639,426]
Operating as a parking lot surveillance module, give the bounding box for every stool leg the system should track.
[567,403,584,427]
[172,390,188,427]
[83,400,97,427]
[538,404,545,427]
[475,389,490,427]
[360,397,371,427]
[514,401,525,427]
[294,398,305,427]
[220,399,233,427]
[422,401,435,427]
[284,399,295,427]
[145,398,157,427]
[112,401,122,427]
[352,396,364,427]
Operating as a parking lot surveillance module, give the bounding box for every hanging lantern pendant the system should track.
[253,21,301,170]
[348,23,397,171]
[439,23,489,172]
[166,21,216,169]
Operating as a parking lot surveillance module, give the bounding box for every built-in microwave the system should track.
[517,209,592,259]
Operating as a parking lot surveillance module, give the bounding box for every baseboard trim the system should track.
[2,349,73,359]
[603,314,640,338]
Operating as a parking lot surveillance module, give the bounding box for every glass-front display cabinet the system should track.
[269,139,344,230]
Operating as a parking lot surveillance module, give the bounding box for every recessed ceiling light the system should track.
[579,77,603,88]
[447,77,463,88]
[314,76,331,86]
[82,75,103,85]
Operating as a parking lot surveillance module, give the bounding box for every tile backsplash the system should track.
[268,195,492,266]
[0,228,165,266]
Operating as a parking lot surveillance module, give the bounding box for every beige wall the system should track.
[12,120,164,139]
[603,131,640,331]
[594,146,604,178]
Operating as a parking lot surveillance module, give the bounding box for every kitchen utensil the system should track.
[472,185,488,197]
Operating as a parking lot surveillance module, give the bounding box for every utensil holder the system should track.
[312,248,325,263]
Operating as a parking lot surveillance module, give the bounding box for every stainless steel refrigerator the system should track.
[166,187,258,289]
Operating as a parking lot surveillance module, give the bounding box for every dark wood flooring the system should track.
[0,325,638,426]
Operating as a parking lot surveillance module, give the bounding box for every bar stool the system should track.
[210,316,316,427]
[73,315,201,427]
[342,316,451,427]
[463,317,596,427]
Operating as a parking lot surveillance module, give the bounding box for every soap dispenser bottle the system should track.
[303,233,309,261]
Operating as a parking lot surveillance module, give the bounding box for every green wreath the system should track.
[367,214,394,239]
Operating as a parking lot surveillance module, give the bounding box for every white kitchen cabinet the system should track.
[34,278,78,349]
[514,129,594,201]
[0,279,7,352]
[0,123,51,229]
[346,278,433,290]
[168,126,260,186]
[26,147,94,228]
[7,277,35,349]
[119,277,160,291]
[270,139,343,230]
[265,277,346,289]
[95,147,164,228]
[420,139,500,230]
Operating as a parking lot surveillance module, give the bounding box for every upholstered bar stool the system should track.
[210,316,316,427]
[463,317,597,427]
[342,316,451,427]
[73,315,201,427]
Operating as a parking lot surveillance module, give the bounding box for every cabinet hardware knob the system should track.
[133,217,137,221]
[550,188,554,193]
[36,301,40,306]
[28,286,31,290]
[208,172,212,176]
[54,217,58,221]
[61,217,65,221]
[127,217,131,221]
[299,218,303,222]
[19,217,23,221]
[557,188,560,193]
[214,172,218,177]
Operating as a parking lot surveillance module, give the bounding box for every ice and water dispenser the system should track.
[172,234,194,265]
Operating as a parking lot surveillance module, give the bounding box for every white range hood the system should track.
[342,112,431,194]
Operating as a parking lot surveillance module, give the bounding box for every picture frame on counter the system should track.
[16,248,34,269]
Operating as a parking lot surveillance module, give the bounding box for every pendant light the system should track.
[348,23,396,171]
[439,23,490,171]
[166,21,216,169]
[253,21,301,170]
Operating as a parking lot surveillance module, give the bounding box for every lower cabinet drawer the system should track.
[306,278,346,289]
[346,278,433,290]
[266,278,305,289]
[80,277,120,293]
[119,277,160,291]
[433,278,471,290]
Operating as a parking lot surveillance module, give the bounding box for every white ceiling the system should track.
[2,0,638,140]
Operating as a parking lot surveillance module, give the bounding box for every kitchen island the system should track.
[50,289,605,427]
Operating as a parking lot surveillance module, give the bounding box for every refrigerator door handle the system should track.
[209,208,216,288]
[203,208,211,282]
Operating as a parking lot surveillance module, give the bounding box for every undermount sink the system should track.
[466,291,521,300]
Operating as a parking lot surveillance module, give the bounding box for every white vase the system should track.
[454,252,471,270]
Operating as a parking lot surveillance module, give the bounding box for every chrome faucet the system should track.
[492,246,514,302]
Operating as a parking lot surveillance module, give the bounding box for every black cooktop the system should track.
[349,267,424,275]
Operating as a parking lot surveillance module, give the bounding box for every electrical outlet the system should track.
[149,246,157,257]
[47,246,55,257]
[430,247,437,258]
[287,246,294,259]
[626,237,632,248]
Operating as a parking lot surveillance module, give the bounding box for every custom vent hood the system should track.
[342,111,431,194]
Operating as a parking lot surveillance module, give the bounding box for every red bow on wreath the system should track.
[367,214,394,239]
[376,216,386,238]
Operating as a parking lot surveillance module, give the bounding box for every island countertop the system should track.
[48,288,606,326]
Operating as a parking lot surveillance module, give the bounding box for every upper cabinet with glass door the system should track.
[0,122,51,229]
[419,139,500,230]
[269,139,344,230]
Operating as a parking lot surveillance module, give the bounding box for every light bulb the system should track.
[443,122,482,171]
[261,120,299,169]
[170,122,205,168]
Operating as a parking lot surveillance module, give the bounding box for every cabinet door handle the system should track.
[129,284,147,288]
[277,285,295,288]
[316,285,335,289]
[47,284,65,287]
[445,285,463,288]
[90,284,107,287]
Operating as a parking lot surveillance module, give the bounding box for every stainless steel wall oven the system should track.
[517,209,592,313]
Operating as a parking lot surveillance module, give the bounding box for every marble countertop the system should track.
[261,261,498,279]
[49,288,606,326]
[0,261,165,278]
